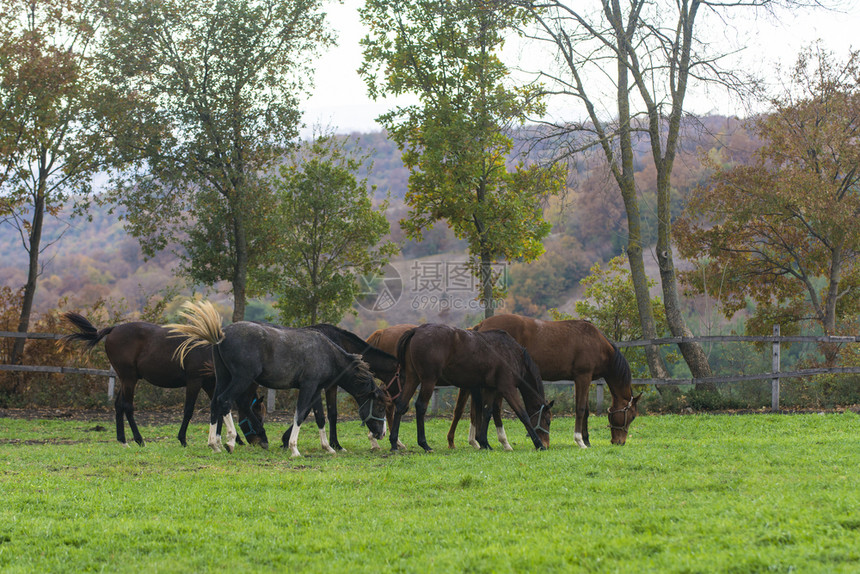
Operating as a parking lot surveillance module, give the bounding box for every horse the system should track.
[167,301,389,457]
[60,312,262,448]
[391,323,553,452]
[467,314,641,447]
[369,323,521,451]
[284,323,399,452]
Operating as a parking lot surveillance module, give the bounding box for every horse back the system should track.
[475,314,616,380]
[105,322,210,389]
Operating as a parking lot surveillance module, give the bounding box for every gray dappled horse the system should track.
[168,301,388,457]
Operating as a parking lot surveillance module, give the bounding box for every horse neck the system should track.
[337,361,376,401]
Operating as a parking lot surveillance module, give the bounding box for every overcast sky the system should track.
[301,1,860,135]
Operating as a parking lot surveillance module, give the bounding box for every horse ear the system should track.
[548,400,555,409]
[633,392,643,404]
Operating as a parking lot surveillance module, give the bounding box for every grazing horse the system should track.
[369,323,520,451]
[468,314,641,447]
[286,323,399,452]
[391,323,552,452]
[168,301,388,457]
[60,312,261,447]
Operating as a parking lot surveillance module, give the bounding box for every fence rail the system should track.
[3,328,859,413]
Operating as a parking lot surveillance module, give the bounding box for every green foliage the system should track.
[677,45,860,341]
[552,255,673,378]
[96,0,334,320]
[359,0,562,311]
[260,131,398,326]
[1,414,859,572]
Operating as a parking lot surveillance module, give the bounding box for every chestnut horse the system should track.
[464,314,640,447]
[391,323,552,452]
[61,312,261,447]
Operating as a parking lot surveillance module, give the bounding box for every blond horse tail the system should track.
[165,300,225,368]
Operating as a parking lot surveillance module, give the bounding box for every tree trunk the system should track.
[480,249,495,319]
[231,207,249,323]
[607,6,668,379]
[10,187,46,367]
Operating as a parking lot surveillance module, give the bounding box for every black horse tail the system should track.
[61,312,115,350]
[608,342,632,387]
[395,327,417,370]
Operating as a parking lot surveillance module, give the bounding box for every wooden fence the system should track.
[3,328,860,413]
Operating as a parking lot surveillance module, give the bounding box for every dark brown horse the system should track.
[391,323,552,452]
[60,312,261,447]
[466,314,640,447]
[368,323,512,450]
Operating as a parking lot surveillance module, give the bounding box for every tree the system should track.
[554,255,670,378]
[511,0,793,382]
[359,0,563,317]
[677,45,860,363]
[260,131,397,326]
[0,0,106,365]
[97,0,333,322]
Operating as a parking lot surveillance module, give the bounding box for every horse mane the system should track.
[521,348,545,393]
[60,312,114,350]
[609,342,632,387]
[165,300,224,367]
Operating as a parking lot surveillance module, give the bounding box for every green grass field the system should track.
[1,412,859,573]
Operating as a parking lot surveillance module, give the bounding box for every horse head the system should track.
[359,385,389,440]
[531,399,554,448]
[608,393,641,445]
[237,393,269,449]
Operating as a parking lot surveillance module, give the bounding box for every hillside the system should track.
[0,115,757,334]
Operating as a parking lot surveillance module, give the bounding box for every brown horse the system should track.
[61,312,262,448]
[464,314,640,447]
[368,322,513,450]
[392,323,552,452]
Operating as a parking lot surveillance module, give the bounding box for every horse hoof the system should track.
[225,444,234,454]
[120,442,130,448]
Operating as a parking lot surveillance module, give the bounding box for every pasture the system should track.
[1,412,859,573]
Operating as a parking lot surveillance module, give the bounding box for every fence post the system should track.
[772,324,780,412]
[595,381,604,414]
[267,388,276,413]
[108,369,116,401]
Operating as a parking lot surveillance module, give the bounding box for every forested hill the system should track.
[0,115,757,321]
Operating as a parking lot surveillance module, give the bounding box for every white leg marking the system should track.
[496,425,513,451]
[288,418,302,458]
[208,423,222,453]
[575,432,588,449]
[368,432,380,450]
[468,422,480,449]
[223,413,237,453]
[319,427,336,454]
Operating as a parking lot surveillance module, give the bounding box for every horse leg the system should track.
[475,388,493,450]
[222,411,238,453]
[447,388,470,449]
[467,387,484,449]
[115,378,144,447]
[492,394,513,451]
[501,386,545,451]
[323,386,343,452]
[286,386,324,458]
[573,373,592,449]
[414,382,437,452]
[177,383,202,447]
